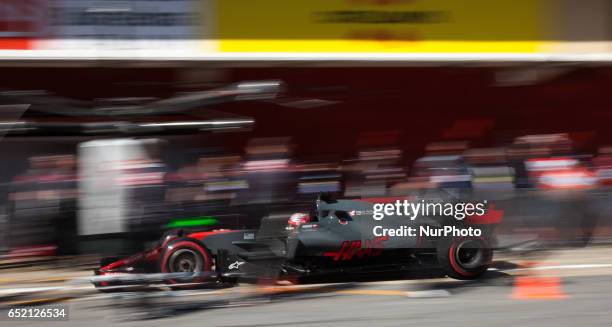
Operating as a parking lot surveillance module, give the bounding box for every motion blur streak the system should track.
[5,1,612,326]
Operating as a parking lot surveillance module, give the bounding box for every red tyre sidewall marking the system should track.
[161,241,211,283]
[448,238,478,277]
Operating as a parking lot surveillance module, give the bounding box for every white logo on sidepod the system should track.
[229,261,245,270]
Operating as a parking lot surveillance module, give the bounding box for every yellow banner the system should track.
[215,0,545,53]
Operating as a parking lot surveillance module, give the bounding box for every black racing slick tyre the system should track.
[437,236,492,280]
[159,237,213,284]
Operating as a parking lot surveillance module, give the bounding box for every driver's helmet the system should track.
[288,212,310,227]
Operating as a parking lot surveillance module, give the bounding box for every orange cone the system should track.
[511,276,568,300]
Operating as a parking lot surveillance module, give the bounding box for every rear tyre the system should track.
[437,236,492,280]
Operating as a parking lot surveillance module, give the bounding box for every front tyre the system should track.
[437,236,492,280]
[159,237,212,284]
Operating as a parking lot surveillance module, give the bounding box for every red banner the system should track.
[0,0,44,49]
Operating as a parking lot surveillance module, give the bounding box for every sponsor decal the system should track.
[300,223,318,231]
[40,0,208,53]
[228,260,245,270]
[217,0,542,53]
[352,210,373,216]
[323,236,389,261]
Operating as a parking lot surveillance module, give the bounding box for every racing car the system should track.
[94,194,501,289]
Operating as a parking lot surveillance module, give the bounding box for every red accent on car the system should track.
[465,204,503,225]
[160,240,211,273]
[323,236,389,261]
[448,241,475,277]
[99,248,160,273]
[101,259,126,272]
[188,229,234,241]
[323,241,349,261]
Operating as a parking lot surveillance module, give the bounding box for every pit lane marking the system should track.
[507,264,612,271]
[0,286,66,295]
[334,290,407,296]
[66,286,448,301]
[0,276,78,285]
[4,262,612,303]
[3,297,72,306]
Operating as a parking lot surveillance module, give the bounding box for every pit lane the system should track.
[3,245,612,326]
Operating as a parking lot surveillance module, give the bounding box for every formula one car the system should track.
[94,194,501,289]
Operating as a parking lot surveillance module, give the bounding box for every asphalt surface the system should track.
[3,245,612,326]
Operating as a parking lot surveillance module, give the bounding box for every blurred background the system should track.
[3,1,612,326]
[5,65,612,257]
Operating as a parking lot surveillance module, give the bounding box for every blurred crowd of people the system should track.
[3,131,612,256]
